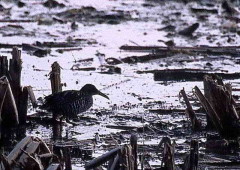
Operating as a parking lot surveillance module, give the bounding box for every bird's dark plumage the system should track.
[41,84,109,119]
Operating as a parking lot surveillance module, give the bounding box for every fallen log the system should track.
[145,69,240,81]
[22,43,50,57]
[119,45,240,62]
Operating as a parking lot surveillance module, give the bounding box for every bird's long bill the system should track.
[97,91,109,100]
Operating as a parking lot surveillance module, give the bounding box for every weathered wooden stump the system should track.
[194,75,240,139]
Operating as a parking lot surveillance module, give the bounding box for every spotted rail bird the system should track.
[41,84,109,120]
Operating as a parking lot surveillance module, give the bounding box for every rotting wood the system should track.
[0,19,34,23]
[9,47,22,124]
[50,62,62,124]
[85,147,121,169]
[71,66,96,71]
[56,47,82,53]
[26,86,37,108]
[106,125,138,130]
[4,136,58,169]
[130,134,137,170]
[194,86,223,133]
[0,56,8,77]
[119,45,240,63]
[18,141,40,166]
[183,140,199,170]
[0,76,19,126]
[194,75,240,138]
[50,62,62,94]
[203,75,240,138]
[120,45,240,55]
[0,155,11,170]
[180,88,201,130]
[144,69,240,81]
[64,147,72,170]
[7,136,33,165]
[157,137,175,170]
[179,23,199,36]
[119,144,133,170]
[0,79,8,115]
[206,139,239,154]
[22,43,50,57]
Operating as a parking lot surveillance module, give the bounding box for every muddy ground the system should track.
[0,0,240,169]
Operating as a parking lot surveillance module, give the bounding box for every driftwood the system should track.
[143,69,240,81]
[194,75,240,139]
[120,45,240,55]
[118,45,240,64]
[22,43,50,57]
[183,140,199,170]
[179,23,199,36]
[1,136,61,170]
[180,88,201,130]
[0,20,34,23]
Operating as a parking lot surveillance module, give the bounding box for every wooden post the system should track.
[180,88,201,131]
[130,134,138,170]
[204,75,215,129]
[119,145,131,170]
[158,137,175,170]
[194,86,223,133]
[183,140,199,170]
[50,62,62,94]
[64,147,72,170]
[189,140,198,170]
[50,62,62,122]
[26,86,37,108]
[0,56,8,77]
[9,47,22,109]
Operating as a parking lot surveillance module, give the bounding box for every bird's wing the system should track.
[41,90,80,109]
